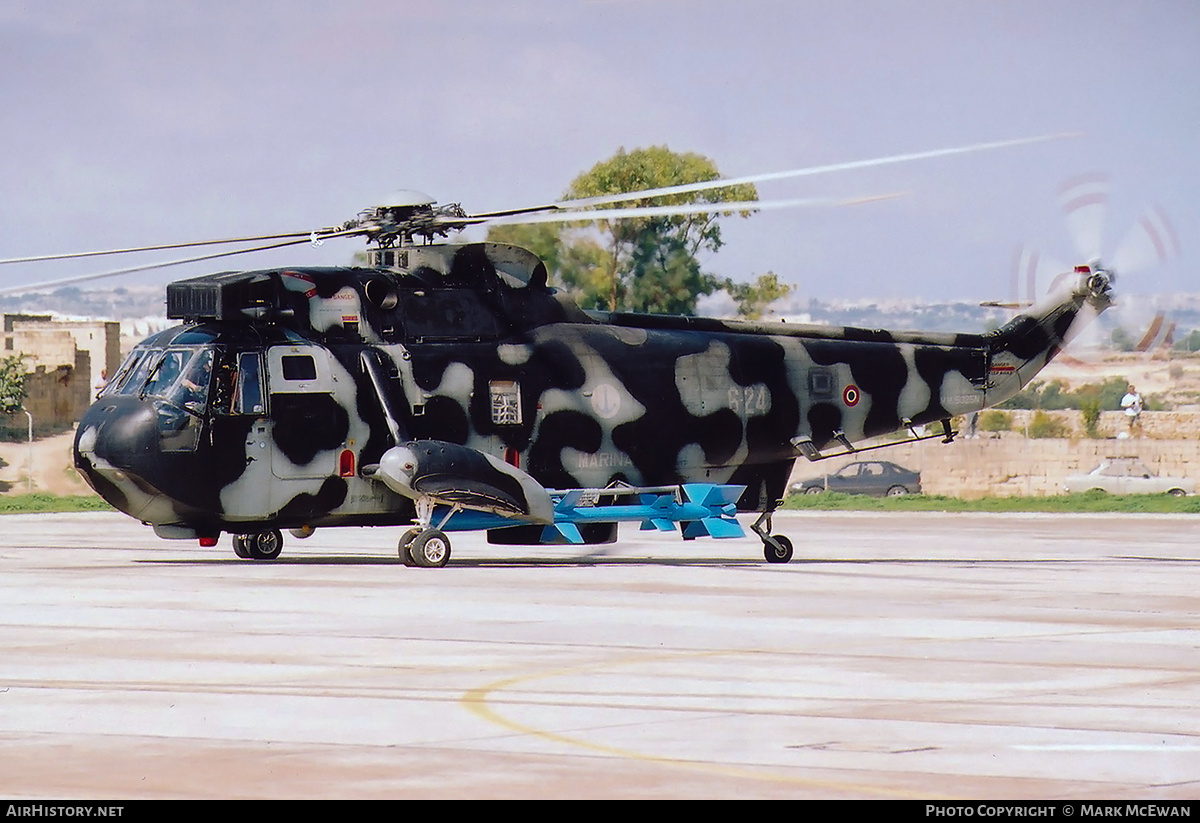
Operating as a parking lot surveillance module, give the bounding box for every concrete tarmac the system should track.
[0,510,1198,799]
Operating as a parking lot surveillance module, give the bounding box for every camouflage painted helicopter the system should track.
[3,134,1114,566]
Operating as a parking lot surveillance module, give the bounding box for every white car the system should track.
[1063,457,1193,497]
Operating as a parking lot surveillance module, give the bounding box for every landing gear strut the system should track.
[397,496,455,568]
[752,511,793,564]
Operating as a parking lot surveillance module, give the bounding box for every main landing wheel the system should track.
[398,527,421,566]
[232,534,251,559]
[246,529,284,561]
[409,529,451,568]
[764,534,794,564]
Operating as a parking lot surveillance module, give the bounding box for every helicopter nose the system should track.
[75,398,157,469]
[74,399,165,519]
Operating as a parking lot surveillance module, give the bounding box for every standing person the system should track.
[1121,384,1143,434]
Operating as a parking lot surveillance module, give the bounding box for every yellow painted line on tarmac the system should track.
[461,650,948,799]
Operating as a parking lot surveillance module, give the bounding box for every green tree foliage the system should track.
[0,354,28,414]
[1001,377,1151,411]
[1111,327,1135,352]
[728,272,792,321]
[490,146,762,315]
[1173,329,1200,352]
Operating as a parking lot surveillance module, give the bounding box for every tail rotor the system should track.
[1013,174,1179,366]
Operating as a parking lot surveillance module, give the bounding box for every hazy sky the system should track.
[2,0,1196,304]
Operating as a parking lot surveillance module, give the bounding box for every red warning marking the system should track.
[843,384,860,406]
[281,270,318,298]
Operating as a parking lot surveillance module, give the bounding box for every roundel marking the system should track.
[843,384,860,407]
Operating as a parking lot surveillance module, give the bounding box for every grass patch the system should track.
[782,491,1200,514]
[0,493,113,514]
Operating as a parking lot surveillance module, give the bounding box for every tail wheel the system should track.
[764,534,794,564]
[886,485,910,497]
[247,529,283,561]
[409,529,451,568]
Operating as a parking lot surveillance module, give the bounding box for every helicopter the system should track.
[2,134,1115,566]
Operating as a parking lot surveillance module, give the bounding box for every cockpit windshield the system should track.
[101,349,154,397]
[105,347,215,412]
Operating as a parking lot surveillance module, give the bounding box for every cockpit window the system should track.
[131,348,214,412]
[101,349,151,397]
[143,350,190,399]
[170,348,214,410]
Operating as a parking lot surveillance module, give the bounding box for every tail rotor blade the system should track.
[1134,312,1175,353]
[1058,172,1108,263]
[1012,246,1069,307]
[1112,205,1180,275]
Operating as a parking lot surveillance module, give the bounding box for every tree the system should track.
[0,354,28,415]
[490,146,760,315]
[1173,329,1200,352]
[727,271,792,320]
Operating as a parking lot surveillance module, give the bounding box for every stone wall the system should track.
[4,351,92,437]
[789,410,1200,498]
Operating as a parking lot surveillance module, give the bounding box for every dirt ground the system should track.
[0,428,89,495]
[1042,350,1200,408]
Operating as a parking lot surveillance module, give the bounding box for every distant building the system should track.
[2,314,121,433]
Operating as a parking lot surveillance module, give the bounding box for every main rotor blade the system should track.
[528,132,1079,213]
[0,230,361,295]
[0,230,333,266]
[457,193,905,228]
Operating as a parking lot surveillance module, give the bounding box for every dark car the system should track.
[792,460,922,497]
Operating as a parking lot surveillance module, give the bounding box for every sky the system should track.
[1,0,1196,305]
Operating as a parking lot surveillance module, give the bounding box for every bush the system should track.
[1001,376,1130,411]
[1028,410,1070,439]
[1079,397,1102,438]
[979,410,1012,432]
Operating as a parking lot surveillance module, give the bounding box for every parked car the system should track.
[793,460,922,497]
[1062,457,1193,496]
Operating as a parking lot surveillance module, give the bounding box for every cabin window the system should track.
[234,352,266,415]
[490,380,522,425]
[281,354,317,381]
